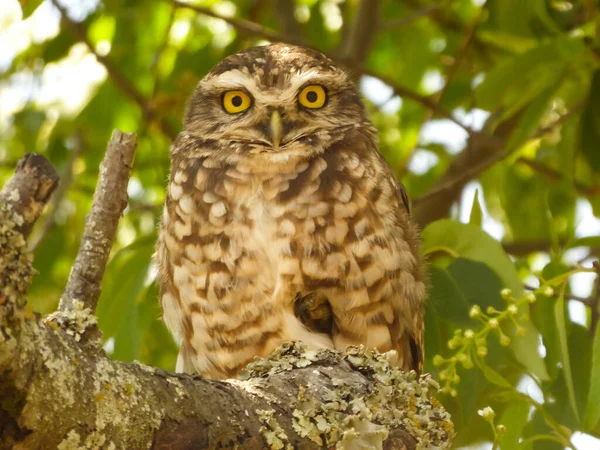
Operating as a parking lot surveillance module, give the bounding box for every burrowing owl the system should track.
[157,44,426,379]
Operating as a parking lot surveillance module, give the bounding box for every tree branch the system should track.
[339,0,382,65]
[0,153,58,330]
[274,0,305,43]
[0,153,59,239]
[51,0,177,140]
[0,129,452,450]
[516,157,600,198]
[168,0,473,134]
[412,102,584,228]
[59,130,137,314]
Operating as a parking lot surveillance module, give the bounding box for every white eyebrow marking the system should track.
[205,68,339,103]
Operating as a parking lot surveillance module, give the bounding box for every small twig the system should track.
[380,5,439,31]
[524,284,591,305]
[516,157,599,198]
[50,0,146,109]
[529,101,586,140]
[170,0,298,44]
[349,65,476,134]
[0,154,59,239]
[59,130,137,313]
[434,2,486,106]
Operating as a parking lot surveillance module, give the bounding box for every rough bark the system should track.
[59,130,137,313]
[0,134,454,450]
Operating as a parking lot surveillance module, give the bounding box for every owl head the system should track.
[183,44,371,162]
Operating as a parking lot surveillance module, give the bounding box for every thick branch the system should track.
[412,103,584,228]
[59,130,137,313]
[0,316,452,450]
[412,117,514,228]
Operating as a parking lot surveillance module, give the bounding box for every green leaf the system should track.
[475,37,584,121]
[554,287,580,423]
[447,258,504,312]
[428,266,471,326]
[19,0,44,18]
[570,236,600,249]
[581,70,600,173]
[473,353,513,389]
[428,259,504,327]
[584,325,600,431]
[505,83,558,149]
[422,220,549,381]
[96,237,155,362]
[499,399,532,450]
[469,188,483,227]
[422,220,522,294]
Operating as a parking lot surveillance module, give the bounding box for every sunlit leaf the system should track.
[584,325,600,431]
[468,188,483,227]
[554,286,580,423]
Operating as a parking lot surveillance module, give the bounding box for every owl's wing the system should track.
[324,141,425,373]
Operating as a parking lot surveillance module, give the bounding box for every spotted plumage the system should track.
[157,44,426,379]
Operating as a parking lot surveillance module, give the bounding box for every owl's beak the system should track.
[270,110,282,149]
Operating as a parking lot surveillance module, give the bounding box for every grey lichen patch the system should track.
[57,429,83,450]
[44,299,98,342]
[0,201,34,323]
[261,344,454,450]
[57,429,111,450]
[165,375,188,402]
[92,357,163,433]
[240,341,320,379]
[257,409,293,450]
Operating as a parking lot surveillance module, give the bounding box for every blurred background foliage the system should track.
[2,0,600,448]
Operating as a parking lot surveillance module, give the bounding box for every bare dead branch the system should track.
[0,153,58,324]
[0,153,59,239]
[59,130,137,314]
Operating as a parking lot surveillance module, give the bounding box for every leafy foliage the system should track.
[2,0,600,448]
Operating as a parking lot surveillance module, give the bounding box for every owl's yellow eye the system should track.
[222,91,252,114]
[298,85,327,109]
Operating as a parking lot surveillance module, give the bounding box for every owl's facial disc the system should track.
[184,44,368,155]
